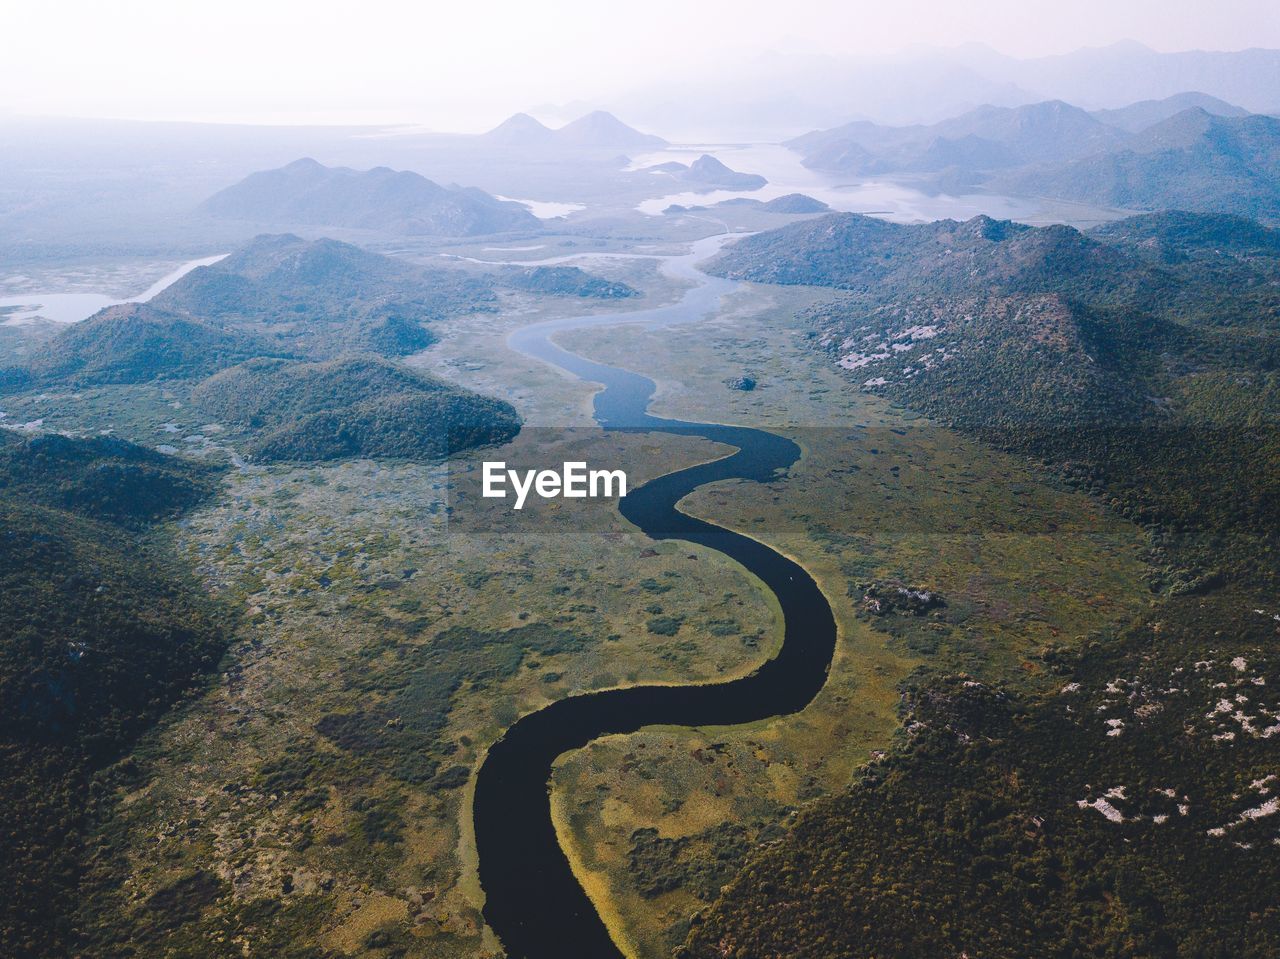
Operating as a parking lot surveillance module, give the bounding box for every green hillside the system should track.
[0,435,226,958]
[192,354,521,463]
[686,207,1280,959]
[710,211,1280,582]
[0,303,278,392]
[153,234,495,359]
[684,593,1280,959]
[0,430,218,526]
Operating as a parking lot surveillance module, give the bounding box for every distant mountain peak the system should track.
[483,113,554,142]
[1102,38,1157,54]
[503,112,550,129]
[564,109,626,127]
[689,154,734,176]
[1092,92,1250,132]
[478,109,665,151]
[555,111,667,149]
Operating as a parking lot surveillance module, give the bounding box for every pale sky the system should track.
[3,0,1278,129]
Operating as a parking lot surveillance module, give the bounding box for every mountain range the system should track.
[709,210,1280,560]
[201,158,542,236]
[688,205,1280,959]
[479,110,666,152]
[608,41,1280,138]
[789,95,1280,222]
[997,108,1280,223]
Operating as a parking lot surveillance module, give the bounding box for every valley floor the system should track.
[6,230,1153,958]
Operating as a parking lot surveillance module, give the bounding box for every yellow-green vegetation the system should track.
[76,424,781,957]
[6,229,1165,959]
[543,284,1151,959]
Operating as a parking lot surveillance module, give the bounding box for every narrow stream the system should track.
[472,235,838,958]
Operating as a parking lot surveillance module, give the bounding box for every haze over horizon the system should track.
[4,0,1280,132]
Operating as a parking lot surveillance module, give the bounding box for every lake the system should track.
[0,253,228,326]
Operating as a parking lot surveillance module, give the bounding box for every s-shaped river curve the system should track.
[473,233,838,958]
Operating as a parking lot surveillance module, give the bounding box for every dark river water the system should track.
[472,236,838,958]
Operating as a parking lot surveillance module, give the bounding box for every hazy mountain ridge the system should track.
[789,99,1126,174]
[996,109,1280,222]
[789,95,1280,222]
[479,110,666,151]
[1091,91,1249,132]
[201,158,542,236]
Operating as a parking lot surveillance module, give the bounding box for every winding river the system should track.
[472,235,838,958]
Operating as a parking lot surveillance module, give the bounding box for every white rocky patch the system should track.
[1078,797,1125,823]
[839,350,891,370]
[1239,797,1280,821]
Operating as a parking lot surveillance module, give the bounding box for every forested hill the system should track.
[685,209,1280,958]
[152,233,495,359]
[192,355,521,463]
[708,210,1280,583]
[0,434,226,957]
[0,303,280,393]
